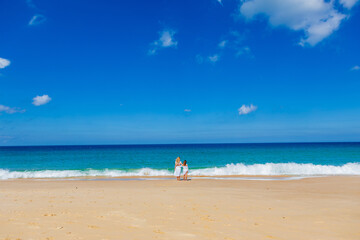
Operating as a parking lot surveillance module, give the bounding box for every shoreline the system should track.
[0,174,346,181]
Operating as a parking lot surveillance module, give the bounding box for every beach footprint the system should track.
[43,213,56,217]
[28,222,40,229]
[88,225,100,229]
[153,229,164,234]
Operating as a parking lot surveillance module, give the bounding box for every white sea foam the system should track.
[0,163,359,179]
[189,162,360,176]
[0,168,171,180]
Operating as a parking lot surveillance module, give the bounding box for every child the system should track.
[182,160,189,180]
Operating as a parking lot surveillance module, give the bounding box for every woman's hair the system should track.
[183,160,187,165]
[175,157,180,164]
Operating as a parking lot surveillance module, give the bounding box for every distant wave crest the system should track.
[1,162,360,179]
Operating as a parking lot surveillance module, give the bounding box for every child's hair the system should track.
[183,160,187,165]
[175,157,181,164]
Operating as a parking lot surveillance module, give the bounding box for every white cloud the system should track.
[197,54,220,64]
[29,14,46,26]
[32,95,51,106]
[26,0,38,9]
[0,58,10,69]
[217,31,254,58]
[208,54,220,63]
[27,0,47,26]
[148,49,156,55]
[239,0,352,46]
[218,40,227,48]
[184,109,191,112]
[236,46,253,58]
[351,65,360,71]
[158,30,178,47]
[149,29,178,55]
[0,105,25,114]
[238,104,257,115]
[197,32,251,64]
[340,0,359,9]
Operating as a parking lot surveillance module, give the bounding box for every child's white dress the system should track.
[183,165,188,174]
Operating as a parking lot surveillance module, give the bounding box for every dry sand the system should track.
[0,176,359,240]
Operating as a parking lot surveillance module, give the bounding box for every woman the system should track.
[182,160,189,180]
[174,157,182,181]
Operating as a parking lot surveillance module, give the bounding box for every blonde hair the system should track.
[175,157,180,164]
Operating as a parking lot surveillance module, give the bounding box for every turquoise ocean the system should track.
[1,143,360,179]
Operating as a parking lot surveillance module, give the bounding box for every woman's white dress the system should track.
[174,162,181,176]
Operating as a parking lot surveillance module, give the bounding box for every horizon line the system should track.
[1,141,359,148]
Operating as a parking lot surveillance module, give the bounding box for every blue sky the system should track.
[1,0,360,145]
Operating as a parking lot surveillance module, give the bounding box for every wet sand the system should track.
[0,176,359,240]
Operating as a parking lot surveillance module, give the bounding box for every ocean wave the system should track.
[0,168,171,180]
[0,162,360,179]
[190,162,360,176]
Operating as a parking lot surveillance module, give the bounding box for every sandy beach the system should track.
[0,176,359,240]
